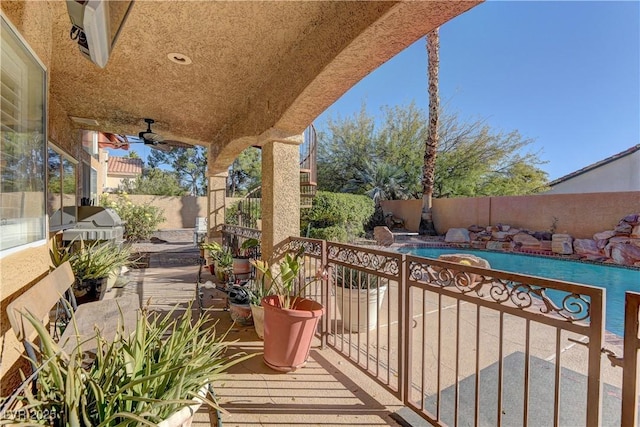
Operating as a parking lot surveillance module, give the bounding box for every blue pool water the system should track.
[400,247,640,336]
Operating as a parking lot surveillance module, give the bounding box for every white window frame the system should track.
[0,12,48,257]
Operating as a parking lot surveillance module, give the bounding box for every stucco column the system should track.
[261,140,300,260]
[208,172,227,243]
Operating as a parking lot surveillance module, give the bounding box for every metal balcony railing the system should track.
[274,237,639,427]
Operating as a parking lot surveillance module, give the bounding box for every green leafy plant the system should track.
[333,265,388,289]
[70,240,134,282]
[3,303,252,426]
[200,241,223,259]
[251,247,323,310]
[214,248,234,282]
[237,238,259,258]
[100,193,166,242]
[301,191,374,242]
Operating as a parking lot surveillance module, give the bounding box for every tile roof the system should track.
[108,157,143,176]
[549,144,640,186]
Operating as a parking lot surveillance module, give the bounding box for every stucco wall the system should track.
[381,192,640,239]
[546,150,640,194]
[126,195,209,229]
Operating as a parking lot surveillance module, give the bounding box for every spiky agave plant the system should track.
[2,303,252,426]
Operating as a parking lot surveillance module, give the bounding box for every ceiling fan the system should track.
[135,118,192,151]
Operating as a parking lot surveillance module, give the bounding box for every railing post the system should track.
[399,254,408,403]
[621,292,640,425]
[321,239,328,349]
[586,288,604,427]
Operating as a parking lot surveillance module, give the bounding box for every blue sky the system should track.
[315,0,640,181]
[116,1,639,181]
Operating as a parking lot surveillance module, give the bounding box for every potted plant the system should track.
[51,239,135,303]
[232,238,260,280]
[200,241,223,274]
[333,265,388,332]
[71,240,135,303]
[3,303,251,426]
[252,248,325,372]
[246,273,274,340]
[215,247,234,283]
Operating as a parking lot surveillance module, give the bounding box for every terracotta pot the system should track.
[229,302,253,326]
[262,295,324,372]
[232,257,251,280]
[251,304,265,339]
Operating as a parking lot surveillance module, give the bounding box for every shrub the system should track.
[100,193,165,242]
[302,192,374,242]
[308,225,348,242]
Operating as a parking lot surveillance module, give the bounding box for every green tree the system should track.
[343,160,412,205]
[317,104,549,200]
[227,147,261,196]
[147,146,208,196]
[317,104,376,193]
[120,168,188,196]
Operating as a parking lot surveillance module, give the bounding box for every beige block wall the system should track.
[379,200,423,232]
[382,192,640,239]
[127,195,209,229]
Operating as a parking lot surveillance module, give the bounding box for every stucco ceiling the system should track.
[46,0,480,168]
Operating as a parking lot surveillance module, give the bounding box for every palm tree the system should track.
[419,28,439,235]
[344,160,412,205]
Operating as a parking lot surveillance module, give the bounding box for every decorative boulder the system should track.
[632,225,640,239]
[609,243,640,266]
[622,213,640,225]
[445,228,471,243]
[593,230,616,241]
[512,232,541,248]
[492,231,510,241]
[532,231,553,241]
[573,239,601,256]
[614,222,633,235]
[552,234,573,255]
[374,226,394,246]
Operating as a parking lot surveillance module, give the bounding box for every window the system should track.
[1,15,47,253]
[81,161,98,205]
[48,145,77,229]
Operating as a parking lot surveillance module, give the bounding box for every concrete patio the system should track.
[107,237,407,427]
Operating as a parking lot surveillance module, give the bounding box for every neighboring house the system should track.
[546,144,640,194]
[105,155,143,192]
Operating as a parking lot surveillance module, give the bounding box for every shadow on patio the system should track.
[111,239,405,427]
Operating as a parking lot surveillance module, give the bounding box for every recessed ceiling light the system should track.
[167,52,192,65]
[70,116,99,126]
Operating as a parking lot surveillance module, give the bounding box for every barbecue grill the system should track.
[62,206,125,243]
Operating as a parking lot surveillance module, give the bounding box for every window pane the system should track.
[47,147,62,227]
[1,17,46,252]
[62,157,76,224]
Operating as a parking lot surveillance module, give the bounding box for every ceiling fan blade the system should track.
[148,142,172,152]
[161,140,192,149]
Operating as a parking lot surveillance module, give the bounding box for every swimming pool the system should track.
[399,247,640,336]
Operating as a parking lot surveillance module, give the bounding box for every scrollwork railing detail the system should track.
[222,224,261,241]
[327,244,400,277]
[408,260,591,324]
